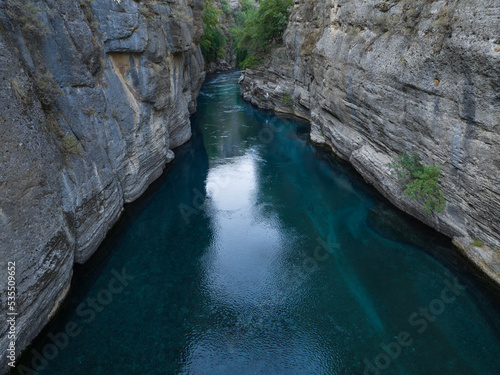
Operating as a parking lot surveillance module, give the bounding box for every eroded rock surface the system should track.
[240,0,500,285]
[0,0,204,371]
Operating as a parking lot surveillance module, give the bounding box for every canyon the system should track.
[0,0,204,371]
[1,0,499,372]
[240,0,500,288]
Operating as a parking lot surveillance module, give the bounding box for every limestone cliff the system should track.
[0,0,204,371]
[240,0,500,285]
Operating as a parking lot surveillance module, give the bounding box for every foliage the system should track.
[389,152,421,182]
[201,0,226,62]
[255,0,293,44]
[221,0,231,16]
[33,69,62,107]
[470,238,484,248]
[239,55,262,70]
[200,0,292,67]
[239,0,256,12]
[281,91,292,107]
[389,152,445,214]
[4,0,48,36]
[232,0,293,69]
[61,136,79,155]
[138,6,154,20]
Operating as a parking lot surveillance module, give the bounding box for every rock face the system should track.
[240,0,500,284]
[0,0,204,371]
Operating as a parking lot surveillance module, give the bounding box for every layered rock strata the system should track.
[240,0,500,285]
[0,0,204,371]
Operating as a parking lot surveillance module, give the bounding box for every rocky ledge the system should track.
[240,0,500,286]
[0,0,205,371]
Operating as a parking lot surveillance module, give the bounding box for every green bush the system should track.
[281,91,292,107]
[239,0,256,12]
[470,238,484,248]
[221,0,231,16]
[33,69,62,107]
[201,0,226,62]
[5,0,48,36]
[239,55,262,69]
[255,0,293,44]
[201,0,292,66]
[232,0,293,69]
[389,152,445,214]
[61,136,79,155]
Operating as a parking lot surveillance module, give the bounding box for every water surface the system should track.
[16,71,500,375]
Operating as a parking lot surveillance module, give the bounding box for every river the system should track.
[15,71,500,375]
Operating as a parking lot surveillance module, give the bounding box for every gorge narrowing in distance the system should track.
[0,0,499,374]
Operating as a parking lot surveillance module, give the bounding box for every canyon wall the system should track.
[0,0,204,371]
[240,0,500,284]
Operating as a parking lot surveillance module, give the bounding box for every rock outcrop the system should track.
[240,0,500,285]
[0,0,204,371]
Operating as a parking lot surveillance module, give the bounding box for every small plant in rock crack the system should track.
[4,0,49,36]
[469,238,484,248]
[281,91,293,107]
[388,152,445,214]
[33,69,62,107]
[61,135,79,155]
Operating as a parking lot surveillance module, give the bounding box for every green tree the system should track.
[232,0,292,69]
[221,0,231,16]
[256,0,292,44]
[201,0,226,62]
[389,152,445,214]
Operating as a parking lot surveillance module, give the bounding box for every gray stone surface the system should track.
[0,0,205,372]
[240,0,500,285]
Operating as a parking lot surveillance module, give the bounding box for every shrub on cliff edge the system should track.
[389,152,445,214]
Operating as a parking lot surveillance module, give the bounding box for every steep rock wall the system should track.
[0,0,204,371]
[240,0,500,284]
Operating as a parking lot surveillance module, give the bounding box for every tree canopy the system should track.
[200,0,293,68]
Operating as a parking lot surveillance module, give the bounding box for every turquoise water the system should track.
[15,71,500,374]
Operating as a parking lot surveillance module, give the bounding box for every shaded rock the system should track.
[240,0,500,284]
[0,0,205,371]
[367,203,448,250]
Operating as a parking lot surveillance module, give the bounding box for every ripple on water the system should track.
[16,70,500,375]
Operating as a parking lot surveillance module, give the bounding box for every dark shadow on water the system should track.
[13,70,500,375]
[13,120,212,374]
